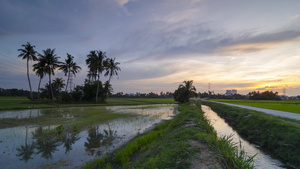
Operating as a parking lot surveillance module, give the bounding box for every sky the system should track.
[1,0,300,96]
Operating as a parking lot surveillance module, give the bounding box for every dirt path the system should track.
[210,101,300,121]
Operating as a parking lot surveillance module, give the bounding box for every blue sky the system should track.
[1,0,300,95]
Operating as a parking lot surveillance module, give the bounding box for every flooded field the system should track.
[0,104,177,169]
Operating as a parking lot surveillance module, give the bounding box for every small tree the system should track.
[174,80,197,103]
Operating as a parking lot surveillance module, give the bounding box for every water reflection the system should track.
[35,137,61,159]
[201,105,292,169]
[0,104,176,169]
[63,133,80,153]
[85,127,103,156]
[16,127,35,162]
[84,124,118,156]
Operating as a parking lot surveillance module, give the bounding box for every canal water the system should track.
[0,104,177,169]
[201,105,294,169]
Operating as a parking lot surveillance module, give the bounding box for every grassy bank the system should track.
[0,97,176,110]
[200,100,300,167]
[213,99,300,114]
[84,101,255,169]
[0,97,56,110]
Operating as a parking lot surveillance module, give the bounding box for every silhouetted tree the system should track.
[174,80,197,103]
[33,57,46,99]
[86,50,106,103]
[38,48,62,102]
[18,42,37,100]
[60,53,81,92]
[104,58,121,84]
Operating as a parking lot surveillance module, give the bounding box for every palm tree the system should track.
[104,58,121,84]
[101,81,113,102]
[17,42,37,100]
[60,53,81,92]
[174,80,197,103]
[86,50,106,103]
[38,48,61,102]
[33,57,46,100]
[52,77,65,98]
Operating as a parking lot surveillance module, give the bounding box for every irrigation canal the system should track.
[202,105,295,169]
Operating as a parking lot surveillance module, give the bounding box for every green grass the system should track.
[201,100,300,167]
[0,106,129,131]
[85,101,255,169]
[106,98,176,105]
[0,96,56,110]
[213,99,300,114]
[0,97,176,110]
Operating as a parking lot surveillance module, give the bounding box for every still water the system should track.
[0,104,177,169]
[201,105,294,169]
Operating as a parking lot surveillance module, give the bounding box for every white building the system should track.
[226,89,237,96]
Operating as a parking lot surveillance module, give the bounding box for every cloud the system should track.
[256,86,279,90]
[111,16,300,61]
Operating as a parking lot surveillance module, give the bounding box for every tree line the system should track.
[17,42,120,103]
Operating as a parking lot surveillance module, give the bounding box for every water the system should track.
[0,104,177,169]
[201,105,294,169]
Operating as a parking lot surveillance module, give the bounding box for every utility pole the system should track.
[208,83,211,99]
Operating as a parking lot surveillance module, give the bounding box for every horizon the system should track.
[1,0,300,96]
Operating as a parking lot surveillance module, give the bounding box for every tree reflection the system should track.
[16,126,35,162]
[35,137,61,159]
[84,127,103,156]
[62,133,80,153]
[33,127,61,159]
[102,123,117,146]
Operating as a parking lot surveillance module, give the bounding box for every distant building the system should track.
[226,89,237,96]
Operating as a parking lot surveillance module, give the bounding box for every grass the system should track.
[0,107,129,131]
[213,99,300,114]
[0,97,56,110]
[200,100,300,167]
[0,97,176,110]
[85,101,255,169]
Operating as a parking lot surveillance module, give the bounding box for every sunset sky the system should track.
[1,0,300,96]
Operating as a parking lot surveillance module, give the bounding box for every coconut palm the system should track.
[174,80,197,103]
[33,57,46,99]
[38,48,61,102]
[104,58,121,84]
[60,53,81,92]
[86,50,106,103]
[17,42,37,100]
[52,77,65,98]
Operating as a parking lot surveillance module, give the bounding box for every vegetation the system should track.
[16,42,122,104]
[173,80,197,103]
[0,105,128,130]
[248,91,281,100]
[200,100,300,167]
[37,48,62,102]
[0,97,175,110]
[86,50,107,103]
[17,42,37,100]
[213,99,300,114]
[60,53,82,92]
[104,57,121,84]
[85,101,255,169]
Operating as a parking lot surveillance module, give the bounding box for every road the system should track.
[209,101,300,121]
